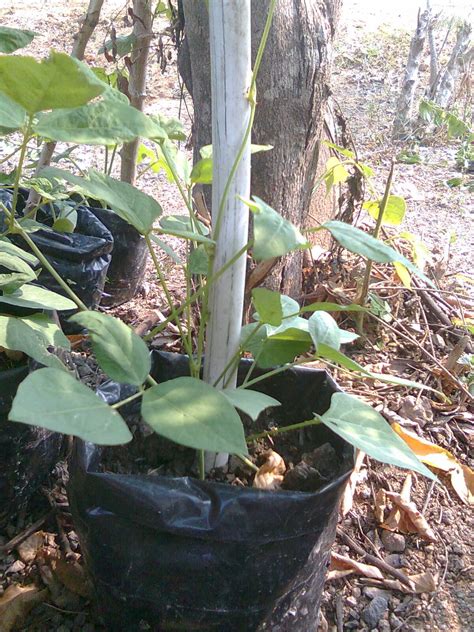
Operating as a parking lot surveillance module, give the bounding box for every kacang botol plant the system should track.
[0,9,436,483]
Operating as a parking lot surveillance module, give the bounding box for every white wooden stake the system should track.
[203,0,252,470]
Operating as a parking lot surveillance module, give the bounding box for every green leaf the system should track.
[242,321,312,369]
[151,114,186,141]
[0,239,39,266]
[0,252,37,292]
[0,92,27,133]
[252,288,283,326]
[141,377,248,454]
[223,389,280,420]
[321,221,434,287]
[99,33,137,58]
[0,315,67,370]
[149,234,183,265]
[42,167,162,235]
[0,284,77,311]
[9,368,132,445]
[188,245,209,275]
[158,215,213,244]
[0,26,37,53]
[323,141,355,159]
[396,150,422,164]
[192,145,272,184]
[190,157,212,184]
[308,311,341,352]
[324,157,349,193]
[320,392,435,479]
[363,195,406,226]
[34,100,167,145]
[69,311,150,386]
[0,52,105,114]
[243,196,308,261]
[301,302,367,313]
[21,313,70,349]
[317,343,369,374]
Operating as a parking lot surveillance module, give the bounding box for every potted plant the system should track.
[5,4,436,630]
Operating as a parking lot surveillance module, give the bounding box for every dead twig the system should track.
[336,526,414,589]
[0,512,51,555]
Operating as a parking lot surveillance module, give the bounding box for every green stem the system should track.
[104,146,109,175]
[10,117,32,230]
[236,453,259,472]
[111,390,144,409]
[198,449,205,480]
[246,417,322,443]
[239,357,315,390]
[107,144,118,176]
[145,234,194,359]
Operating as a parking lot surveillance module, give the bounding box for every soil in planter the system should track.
[100,409,345,493]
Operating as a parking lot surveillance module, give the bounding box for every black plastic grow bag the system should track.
[0,189,113,317]
[0,361,62,526]
[85,202,148,307]
[68,352,353,631]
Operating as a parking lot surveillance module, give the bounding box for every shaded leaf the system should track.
[188,245,209,275]
[0,26,37,53]
[141,377,248,454]
[69,311,150,385]
[159,215,213,244]
[9,368,132,445]
[0,252,36,292]
[252,288,283,326]
[0,284,76,311]
[223,388,280,420]
[243,196,308,261]
[0,92,27,133]
[308,311,341,352]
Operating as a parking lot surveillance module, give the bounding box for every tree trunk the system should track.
[179,0,341,298]
[392,9,430,139]
[120,0,153,184]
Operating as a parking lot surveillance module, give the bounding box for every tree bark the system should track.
[120,0,153,184]
[179,0,341,298]
[430,21,472,109]
[392,9,430,139]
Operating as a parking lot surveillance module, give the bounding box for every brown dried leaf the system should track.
[393,423,474,506]
[383,490,437,541]
[253,450,286,490]
[383,571,438,593]
[54,558,91,599]
[341,450,366,516]
[374,488,387,524]
[0,584,47,632]
[16,531,46,564]
[329,552,385,580]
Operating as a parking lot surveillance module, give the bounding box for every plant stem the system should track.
[236,453,259,472]
[240,357,317,390]
[111,390,143,409]
[144,242,250,342]
[10,118,32,230]
[198,450,205,480]
[357,161,395,331]
[145,234,194,359]
[246,417,322,443]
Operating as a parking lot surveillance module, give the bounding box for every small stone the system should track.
[378,621,391,632]
[361,596,389,629]
[384,553,403,567]
[345,621,360,629]
[363,587,390,600]
[381,530,406,552]
[346,596,358,608]
[352,587,362,598]
[6,559,25,574]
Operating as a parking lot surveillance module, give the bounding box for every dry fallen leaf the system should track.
[0,584,47,632]
[54,558,91,598]
[328,552,384,581]
[253,450,286,490]
[374,488,387,524]
[341,450,366,516]
[392,422,474,506]
[379,474,436,541]
[16,531,47,564]
[383,571,438,594]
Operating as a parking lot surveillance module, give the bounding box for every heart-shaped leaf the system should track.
[141,377,248,454]
[70,311,150,386]
[320,392,436,480]
[10,368,132,445]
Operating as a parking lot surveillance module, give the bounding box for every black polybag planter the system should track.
[0,361,62,526]
[68,352,353,631]
[0,189,113,322]
[85,203,148,307]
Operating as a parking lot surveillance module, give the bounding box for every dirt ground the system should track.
[0,1,472,631]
